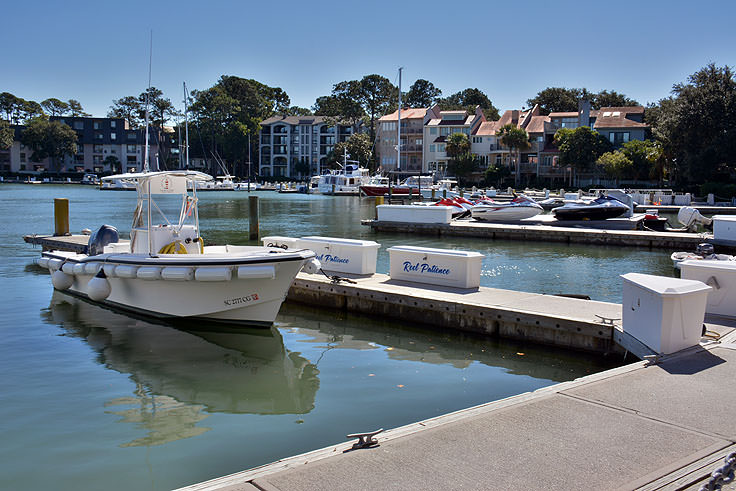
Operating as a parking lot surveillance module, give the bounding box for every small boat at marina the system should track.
[317,164,371,195]
[671,243,734,269]
[470,194,543,222]
[37,170,319,327]
[552,195,630,221]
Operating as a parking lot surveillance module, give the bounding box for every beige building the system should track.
[376,106,439,174]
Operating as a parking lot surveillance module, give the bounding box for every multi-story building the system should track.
[423,107,486,174]
[471,102,650,184]
[1,116,163,175]
[259,116,358,178]
[376,106,440,174]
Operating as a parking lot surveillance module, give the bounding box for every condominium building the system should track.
[423,107,486,174]
[259,116,358,177]
[0,116,163,175]
[376,106,440,174]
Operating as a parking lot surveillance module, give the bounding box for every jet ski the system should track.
[552,195,630,221]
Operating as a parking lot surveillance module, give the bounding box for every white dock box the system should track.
[377,205,452,224]
[679,260,736,317]
[712,215,736,245]
[262,236,300,249]
[297,236,380,275]
[621,273,711,354]
[388,245,483,289]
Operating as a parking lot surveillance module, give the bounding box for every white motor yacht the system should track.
[317,164,371,195]
[37,170,319,327]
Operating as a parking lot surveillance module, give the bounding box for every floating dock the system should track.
[363,219,713,250]
[180,327,736,491]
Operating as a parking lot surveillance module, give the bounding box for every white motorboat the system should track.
[317,164,371,195]
[37,170,319,327]
[671,243,733,269]
[470,194,543,222]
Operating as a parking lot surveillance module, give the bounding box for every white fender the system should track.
[84,263,101,275]
[301,258,322,274]
[37,257,50,269]
[136,267,161,281]
[48,258,63,271]
[73,263,86,275]
[195,267,233,281]
[61,262,76,275]
[237,265,276,279]
[161,267,194,281]
[114,265,138,279]
[87,270,111,301]
[51,270,73,290]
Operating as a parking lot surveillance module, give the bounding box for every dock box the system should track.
[388,245,483,289]
[679,260,736,317]
[712,215,736,245]
[262,236,300,250]
[377,205,452,224]
[297,236,380,275]
[621,273,711,354]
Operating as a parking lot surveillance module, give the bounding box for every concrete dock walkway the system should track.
[181,324,736,491]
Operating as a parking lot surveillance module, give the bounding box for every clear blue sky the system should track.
[2,0,735,118]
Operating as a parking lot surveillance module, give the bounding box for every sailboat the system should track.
[37,76,320,327]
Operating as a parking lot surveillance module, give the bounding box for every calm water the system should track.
[0,184,677,490]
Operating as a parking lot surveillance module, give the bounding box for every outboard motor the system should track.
[695,242,715,258]
[678,207,713,232]
[87,225,119,256]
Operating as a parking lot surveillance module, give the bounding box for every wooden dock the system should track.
[363,219,714,249]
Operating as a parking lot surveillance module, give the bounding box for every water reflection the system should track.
[42,293,320,445]
[277,303,619,383]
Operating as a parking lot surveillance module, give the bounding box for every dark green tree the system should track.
[137,87,177,127]
[593,90,639,109]
[405,79,442,107]
[496,124,530,186]
[67,99,90,117]
[439,88,499,120]
[20,117,78,173]
[108,96,142,128]
[445,132,477,184]
[20,100,44,122]
[41,98,69,117]
[283,106,313,116]
[332,133,372,168]
[554,126,612,175]
[0,119,13,150]
[526,87,586,115]
[648,63,736,185]
[483,163,511,188]
[102,155,121,173]
[620,139,662,180]
[597,150,632,183]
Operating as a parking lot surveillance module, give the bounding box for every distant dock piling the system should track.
[249,196,259,241]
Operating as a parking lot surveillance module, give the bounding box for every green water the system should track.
[0,184,676,490]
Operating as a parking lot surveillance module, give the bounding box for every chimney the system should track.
[511,110,520,125]
[578,99,591,128]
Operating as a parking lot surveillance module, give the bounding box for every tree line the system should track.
[2,63,736,195]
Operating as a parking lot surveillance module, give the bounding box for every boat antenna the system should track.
[143,30,153,173]
[183,82,190,169]
[397,66,403,173]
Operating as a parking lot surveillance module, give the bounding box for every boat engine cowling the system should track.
[678,207,713,230]
[696,242,715,257]
[87,225,119,256]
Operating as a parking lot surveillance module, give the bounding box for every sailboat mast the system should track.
[397,67,402,173]
[183,82,190,169]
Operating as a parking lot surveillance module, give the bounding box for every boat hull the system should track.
[552,207,628,221]
[471,205,542,222]
[41,250,313,327]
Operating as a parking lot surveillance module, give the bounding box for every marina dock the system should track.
[180,328,736,491]
[363,219,714,250]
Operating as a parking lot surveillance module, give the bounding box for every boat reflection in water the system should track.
[42,292,319,447]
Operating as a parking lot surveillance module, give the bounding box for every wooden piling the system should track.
[54,198,70,236]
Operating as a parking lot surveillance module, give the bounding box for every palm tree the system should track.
[496,124,530,187]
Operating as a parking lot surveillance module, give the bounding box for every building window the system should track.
[416,138,422,145]
[93,144,103,153]
[472,137,482,143]
[430,127,437,135]
[609,132,630,145]
[76,144,84,153]
[127,144,137,153]
[127,133,136,140]
[111,132,116,140]
[73,121,84,130]
[110,121,116,129]
[93,121,102,130]
[20,152,26,162]
[429,144,435,152]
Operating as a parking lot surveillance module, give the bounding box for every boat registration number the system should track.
[223,293,259,306]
